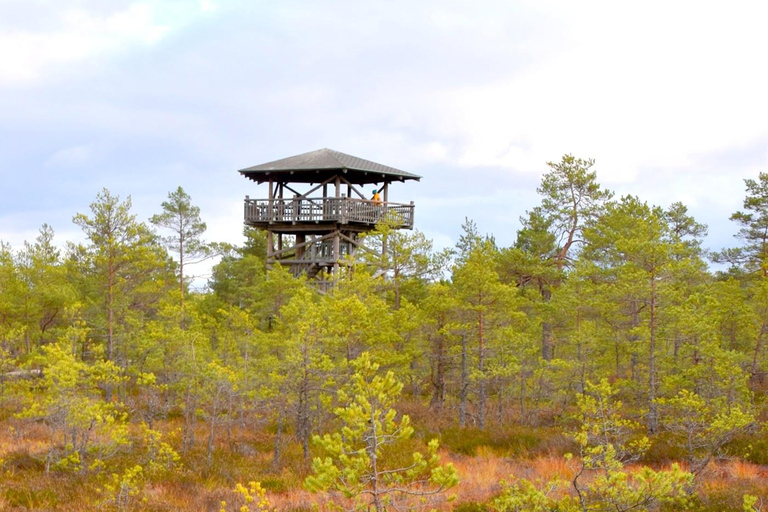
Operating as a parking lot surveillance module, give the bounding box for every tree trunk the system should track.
[478,311,486,430]
[647,272,659,435]
[207,406,216,465]
[183,386,195,455]
[459,334,468,428]
[750,320,767,390]
[272,408,284,468]
[297,363,310,460]
[430,336,446,410]
[369,401,383,512]
[541,286,554,361]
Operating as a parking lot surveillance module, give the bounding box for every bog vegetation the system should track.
[1,161,767,511]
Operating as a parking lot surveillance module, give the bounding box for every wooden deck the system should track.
[244,197,414,229]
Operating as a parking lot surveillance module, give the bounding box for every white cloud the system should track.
[0,1,216,85]
[45,145,94,167]
[0,0,764,261]
[421,0,768,186]
[199,0,218,13]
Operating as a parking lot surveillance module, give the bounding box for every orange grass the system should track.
[3,415,768,511]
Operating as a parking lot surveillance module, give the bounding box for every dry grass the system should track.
[710,459,767,480]
[445,450,514,504]
[2,414,767,511]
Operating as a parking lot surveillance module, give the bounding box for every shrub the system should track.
[453,501,490,512]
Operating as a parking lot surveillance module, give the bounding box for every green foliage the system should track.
[453,502,491,512]
[220,481,273,512]
[495,477,576,512]
[2,160,767,511]
[70,188,173,367]
[101,465,145,511]
[452,234,526,429]
[305,352,458,512]
[16,335,129,472]
[150,186,209,260]
[496,379,694,512]
[713,172,768,277]
[361,219,452,308]
[139,423,181,477]
[537,154,613,269]
[151,186,220,311]
[657,389,755,474]
[436,426,552,457]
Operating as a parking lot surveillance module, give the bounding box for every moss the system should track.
[4,487,60,508]
[3,450,45,471]
[435,425,564,457]
[643,432,688,464]
[725,434,768,465]
[259,476,288,493]
[453,501,490,512]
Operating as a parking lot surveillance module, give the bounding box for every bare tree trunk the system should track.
[519,369,526,423]
[207,406,216,465]
[272,408,284,468]
[459,334,468,428]
[478,311,486,430]
[297,367,310,460]
[106,261,115,402]
[183,386,195,455]
[647,273,659,435]
[430,336,446,410]
[750,320,767,390]
[541,286,554,361]
[369,401,383,512]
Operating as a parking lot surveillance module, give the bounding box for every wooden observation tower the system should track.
[239,148,421,284]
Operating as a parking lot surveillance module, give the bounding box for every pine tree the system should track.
[151,186,218,314]
[305,352,458,512]
[713,172,768,277]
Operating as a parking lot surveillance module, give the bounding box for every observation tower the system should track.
[239,148,420,284]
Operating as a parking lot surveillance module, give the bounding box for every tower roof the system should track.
[238,148,421,184]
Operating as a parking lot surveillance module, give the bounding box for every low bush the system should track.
[453,501,490,512]
[3,449,45,471]
[435,425,566,457]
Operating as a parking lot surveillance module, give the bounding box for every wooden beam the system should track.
[285,176,336,202]
[339,176,368,200]
[270,232,335,258]
[333,232,340,273]
[382,181,389,256]
[267,177,274,260]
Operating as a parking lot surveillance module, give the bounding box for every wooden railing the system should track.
[244,197,414,228]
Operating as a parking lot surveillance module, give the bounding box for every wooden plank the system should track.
[245,197,415,228]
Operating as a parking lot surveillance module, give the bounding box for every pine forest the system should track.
[1,157,767,512]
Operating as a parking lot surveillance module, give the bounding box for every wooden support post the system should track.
[382,181,389,256]
[321,183,327,217]
[333,230,341,273]
[278,183,284,255]
[268,178,274,220]
[267,178,274,266]
[296,233,306,259]
[348,233,358,259]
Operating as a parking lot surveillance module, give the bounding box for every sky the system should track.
[0,0,766,284]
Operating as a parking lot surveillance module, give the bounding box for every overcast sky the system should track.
[1,0,766,282]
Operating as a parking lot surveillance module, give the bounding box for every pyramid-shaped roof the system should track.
[238,148,421,184]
